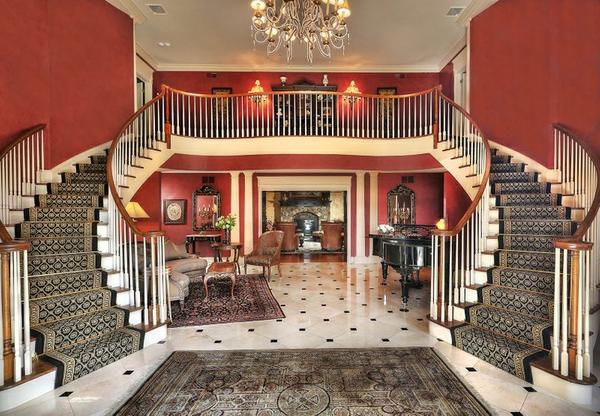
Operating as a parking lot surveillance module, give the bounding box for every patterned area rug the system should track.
[115,348,491,416]
[169,275,285,327]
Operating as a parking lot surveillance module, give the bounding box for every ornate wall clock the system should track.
[163,199,187,225]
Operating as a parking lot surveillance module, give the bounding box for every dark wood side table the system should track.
[185,232,221,254]
[211,242,242,275]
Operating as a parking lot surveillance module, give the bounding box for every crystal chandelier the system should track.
[250,0,351,63]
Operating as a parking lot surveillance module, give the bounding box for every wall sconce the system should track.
[343,80,361,107]
[435,218,447,230]
[248,80,267,103]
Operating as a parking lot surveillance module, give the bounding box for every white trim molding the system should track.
[155,63,442,73]
[104,0,147,23]
[458,0,499,26]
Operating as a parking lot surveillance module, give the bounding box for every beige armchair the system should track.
[244,231,284,279]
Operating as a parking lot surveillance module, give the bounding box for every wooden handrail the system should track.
[0,124,45,247]
[106,89,165,238]
[553,123,600,244]
[162,84,440,100]
[432,93,492,237]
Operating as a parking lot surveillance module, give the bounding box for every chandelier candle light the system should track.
[250,0,351,63]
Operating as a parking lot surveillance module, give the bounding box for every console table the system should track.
[185,232,221,254]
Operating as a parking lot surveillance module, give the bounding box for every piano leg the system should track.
[381,261,389,283]
[400,273,410,312]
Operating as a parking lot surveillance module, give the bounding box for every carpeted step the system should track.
[48,182,107,195]
[478,285,553,320]
[490,162,524,173]
[90,155,107,164]
[496,193,561,206]
[498,219,577,236]
[24,207,100,222]
[492,155,512,164]
[43,327,143,385]
[28,252,101,276]
[36,194,104,208]
[495,249,556,272]
[451,324,546,382]
[28,236,99,256]
[30,288,113,326]
[15,221,98,238]
[62,172,107,184]
[492,182,550,194]
[32,307,128,353]
[76,163,106,173]
[488,267,554,295]
[497,206,571,220]
[490,172,538,183]
[497,234,556,252]
[465,304,552,349]
[29,270,105,299]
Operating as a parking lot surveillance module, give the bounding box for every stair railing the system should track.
[430,93,491,323]
[551,124,599,380]
[0,124,43,385]
[107,87,170,326]
[163,85,439,140]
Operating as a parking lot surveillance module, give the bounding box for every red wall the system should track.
[154,71,448,97]
[0,0,134,167]
[377,173,444,226]
[443,172,471,229]
[470,0,600,166]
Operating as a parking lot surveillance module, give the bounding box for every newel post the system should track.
[1,251,13,383]
[433,85,440,149]
[163,86,172,149]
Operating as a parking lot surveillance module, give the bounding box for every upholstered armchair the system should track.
[275,222,300,251]
[244,230,284,278]
[321,222,345,251]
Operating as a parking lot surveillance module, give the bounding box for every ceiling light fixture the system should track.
[250,0,351,63]
[157,41,171,47]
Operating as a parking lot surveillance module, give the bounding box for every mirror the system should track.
[192,184,220,231]
[387,184,415,226]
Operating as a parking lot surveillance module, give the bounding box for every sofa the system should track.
[164,240,208,306]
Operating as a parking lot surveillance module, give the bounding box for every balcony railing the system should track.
[163,86,439,140]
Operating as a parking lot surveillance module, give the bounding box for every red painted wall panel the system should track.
[377,173,444,226]
[443,172,471,229]
[154,72,447,97]
[161,153,442,171]
[0,0,133,167]
[470,0,600,166]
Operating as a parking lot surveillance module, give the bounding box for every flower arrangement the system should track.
[215,213,236,230]
[378,224,395,234]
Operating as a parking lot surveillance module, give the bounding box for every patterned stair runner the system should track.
[451,149,574,382]
[16,153,144,386]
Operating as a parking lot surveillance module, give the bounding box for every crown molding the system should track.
[457,0,499,26]
[155,63,442,73]
[105,0,147,23]
[136,44,159,71]
[438,33,467,69]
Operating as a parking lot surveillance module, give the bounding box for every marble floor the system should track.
[4,262,599,416]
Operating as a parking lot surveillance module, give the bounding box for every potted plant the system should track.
[215,213,237,244]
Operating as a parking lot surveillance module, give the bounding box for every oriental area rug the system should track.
[115,348,492,415]
[169,275,285,327]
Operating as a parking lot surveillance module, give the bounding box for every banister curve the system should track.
[553,123,600,244]
[106,89,166,238]
[432,93,492,237]
[0,123,45,247]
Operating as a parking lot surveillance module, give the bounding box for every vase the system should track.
[223,228,231,244]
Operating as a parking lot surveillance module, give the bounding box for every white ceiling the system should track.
[114,0,479,72]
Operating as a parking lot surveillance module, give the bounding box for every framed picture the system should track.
[163,199,187,225]
[212,87,232,122]
[377,87,396,130]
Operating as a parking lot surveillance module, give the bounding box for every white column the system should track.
[355,171,366,263]
[230,171,241,243]
[369,171,379,259]
[243,171,254,255]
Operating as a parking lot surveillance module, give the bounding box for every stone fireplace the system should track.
[293,211,320,241]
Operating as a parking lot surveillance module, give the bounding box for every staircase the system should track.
[450,148,577,382]
[14,153,146,386]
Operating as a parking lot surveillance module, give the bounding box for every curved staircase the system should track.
[15,152,145,386]
[451,148,576,382]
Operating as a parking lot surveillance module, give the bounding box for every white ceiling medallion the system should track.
[250,0,351,63]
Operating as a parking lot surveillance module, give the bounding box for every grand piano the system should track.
[369,225,434,306]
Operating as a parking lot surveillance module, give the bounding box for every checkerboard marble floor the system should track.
[4,262,599,416]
